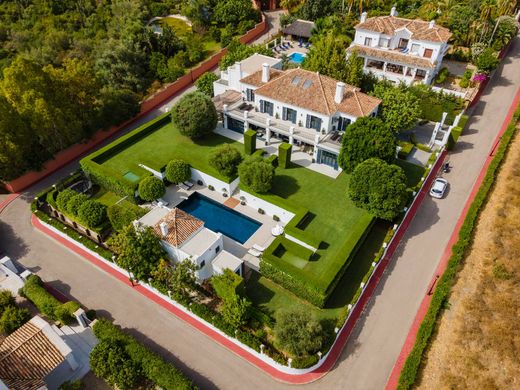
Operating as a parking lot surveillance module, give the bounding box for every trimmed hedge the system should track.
[266,154,278,166]
[397,141,414,160]
[398,104,520,389]
[446,126,463,150]
[244,129,257,155]
[93,319,196,390]
[278,142,292,168]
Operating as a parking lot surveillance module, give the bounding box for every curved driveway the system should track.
[1,36,519,390]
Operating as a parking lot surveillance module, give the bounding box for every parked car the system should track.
[430,178,448,199]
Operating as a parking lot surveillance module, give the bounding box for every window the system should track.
[215,245,220,254]
[379,38,389,48]
[282,107,297,124]
[411,44,420,54]
[246,88,255,102]
[260,100,274,116]
[337,116,351,132]
[305,114,322,131]
[364,37,372,46]
[423,49,433,58]
[200,260,205,268]
[398,38,409,49]
[291,76,301,85]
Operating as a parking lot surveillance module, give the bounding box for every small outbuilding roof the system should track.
[153,208,203,247]
[282,19,315,39]
[212,250,243,274]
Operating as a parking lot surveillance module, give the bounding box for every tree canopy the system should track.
[274,309,323,357]
[219,40,274,70]
[171,92,218,138]
[372,83,421,133]
[165,159,191,184]
[238,156,275,193]
[209,144,244,178]
[302,32,350,82]
[138,176,166,201]
[338,117,396,172]
[348,158,408,221]
[195,72,219,97]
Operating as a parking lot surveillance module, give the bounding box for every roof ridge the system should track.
[316,72,332,115]
[351,87,365,116]
[0,325,43,372]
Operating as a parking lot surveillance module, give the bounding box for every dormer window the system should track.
[398,38,409,49]
[364,37,372,46]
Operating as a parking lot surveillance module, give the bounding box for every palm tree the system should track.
[479,0,497,42]
[496,0,517,17]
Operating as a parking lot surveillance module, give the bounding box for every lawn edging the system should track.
[393,92,520,390]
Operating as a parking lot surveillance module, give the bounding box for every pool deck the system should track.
[141,184,279,270]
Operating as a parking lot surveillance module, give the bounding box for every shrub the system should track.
[138,176,165,201]
[459,78,470,88]
[238,156,275,193]
[434,67,449,84]
[0,305,30,334]
[274,309,323,357]
[165,159,191,184]
[278,142,292,169]
[59,380,83,390]
[66,193,89,217]
[474,47,499,74]
[349,158,408,221]
[211,269,246,301]
[56,189,77,212]
[54,301,81,325]
[398,141,414,159]
[77,200,107,228]
[195,72,219,97]
[209,144,243,178]
[221,295,251,328]
[338,117,396,172]
[236,329,262,351]
[171,91,218,139]
[244,129,257,155]
[0,290,15,311]
[447,126,463,150]
[107,204,137,231]
[21,275,60,319]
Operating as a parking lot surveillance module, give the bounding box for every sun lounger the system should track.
[248,248,262,257]
[179,183,189,191]
[183,181,193,189]
[252,244,266,252]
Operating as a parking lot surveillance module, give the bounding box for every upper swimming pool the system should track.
[289,52,306,64]
[176,193,261,244]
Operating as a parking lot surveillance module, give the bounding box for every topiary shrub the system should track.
[138,176,165,201]
[66,193,89,217]
[209,144,243,178]
[278,142,292,169]
[78,200,107,228]
[238,156,275,193]
[56,189,77,212]
[171,91,218,139]
[165,159,191,184]
[244,129,257,155]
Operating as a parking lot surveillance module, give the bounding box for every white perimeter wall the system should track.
[239,190,295,223]
[191,168,240,194]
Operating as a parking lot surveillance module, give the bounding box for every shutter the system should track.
[260,100,265,113]
[282,107,287,121]
[305,114,311,128]
[317,118,322,130]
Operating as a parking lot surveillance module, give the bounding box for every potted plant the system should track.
[298,120,303,127]
[222,188,228,197]
[208,185,215,191]
[258,208,265,215]
[239,196,246,205]
[275,113,279,119]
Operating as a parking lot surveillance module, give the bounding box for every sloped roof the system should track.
[240,68,284,87]
[282,19,315,38]
[0,318,66,390]
[347,44,436,69]
[356,16,451,42]
[253,68,381,117]
[153,208,203,247]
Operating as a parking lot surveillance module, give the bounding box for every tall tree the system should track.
[372,83,421,133]
[302,33,350,82]
[345,50,364,87]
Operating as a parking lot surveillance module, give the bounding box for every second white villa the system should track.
[212,54,381,171]
[347,7,452,85]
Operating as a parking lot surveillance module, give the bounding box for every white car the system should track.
[430,178,448,199]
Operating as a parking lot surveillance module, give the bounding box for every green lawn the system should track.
[98,121,243,183]
[247,220,391,321]
[92,187,147,217]
[394,159,426,187]
[159,17,193,37]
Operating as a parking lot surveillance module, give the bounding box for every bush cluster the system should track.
[21,275,80,324]
[0,290,30,334]
[209,144,243,178]
[238,156,275,193]
[165,159,191,184]
[138,176,165,201]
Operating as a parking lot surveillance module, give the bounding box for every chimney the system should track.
[390,6,397,17]
[360,12,367,23]
[335,82,345,104]
[159,222,168,237]
[235,61,242,79]
[429,20,435,29]
[261,63,270,83]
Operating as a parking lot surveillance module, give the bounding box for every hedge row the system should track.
[244,129,256,155]
[93,319,196,390]
[398,141,414,159]
[278,142,292,168]
[21,275,80,324]
[446,126,463,150]
[397,104,520,389]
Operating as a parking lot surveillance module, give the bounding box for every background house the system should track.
[213,56,380,171]
[347,7,451,85]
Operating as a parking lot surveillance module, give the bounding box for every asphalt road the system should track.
[1,36,519,390]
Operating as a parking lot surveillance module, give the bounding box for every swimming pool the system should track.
[289,52,306,64]
[177,193,261,244]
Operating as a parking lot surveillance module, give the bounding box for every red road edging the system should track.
[0,193,21,214]
[386,86,520,390]
[30,150,447,384]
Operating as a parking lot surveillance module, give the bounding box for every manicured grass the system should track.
[247,220,391,320]
[394,158,426,187]
[98,121,243,183]
[92,188,147,217]
[159,17,192,37]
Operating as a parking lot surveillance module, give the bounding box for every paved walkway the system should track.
[0,37,518,390]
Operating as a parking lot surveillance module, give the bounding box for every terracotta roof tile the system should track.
[240,68,284,87]
[253,68,381,117]
[356,16,451,42]
[0,319,66,390]
[153,208,203,247]
[347,44,436,69]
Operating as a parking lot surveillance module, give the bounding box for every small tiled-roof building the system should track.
[0,316,78,390]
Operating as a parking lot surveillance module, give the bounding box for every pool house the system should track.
[213,57,381,171]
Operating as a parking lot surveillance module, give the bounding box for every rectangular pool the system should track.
[177,193,261,244]
[289,52,306,64]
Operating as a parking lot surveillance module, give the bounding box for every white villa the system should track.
[347,7,451,85]
[213,54,381,170]
[150,207,243,280]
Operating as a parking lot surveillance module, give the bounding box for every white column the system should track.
[364,57,369,67]
[265,118,271,145]
[243,111,249,132]
[425,70,431,84]
[223,104,229,129]
[289,126,295,145]
[383,62,388,72]
[412,68,418,79]
[403,66,408,76]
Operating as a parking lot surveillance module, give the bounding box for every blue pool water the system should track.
[177,193,261,244]
[289,52,306,64]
